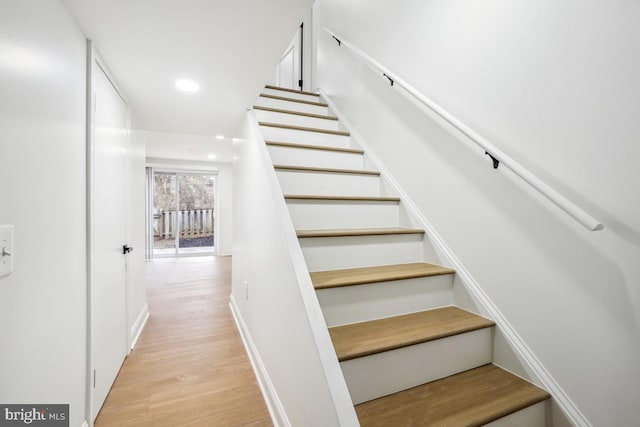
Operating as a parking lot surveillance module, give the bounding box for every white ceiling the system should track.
[144,130,235,163]
[63,0,311,150]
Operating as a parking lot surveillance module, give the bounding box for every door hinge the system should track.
[298,79,303,89]
[93,369,96,388]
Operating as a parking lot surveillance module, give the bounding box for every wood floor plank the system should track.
[274,164,380,176]
[329,307,495,361]
[259,93,328,107]
[95,257,272,427]
[284,194,399,202]
[264,85,320,97]
[267,141,363,154]
[297,227,424,238]
[254,106,338,120]
[311,262,455,289]
[259,121,350,136]
[355,364,550,427]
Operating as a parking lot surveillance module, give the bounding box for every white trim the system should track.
[129,304,149,351]
[323,28,602,232]
[81,421,89,427]
[320,89,592,427]
[248,110,361,427]
[144,161,220,172]
[218,250,232,256]
[84,39,95,427]
[85,41,131,424]
[229,296,290,427]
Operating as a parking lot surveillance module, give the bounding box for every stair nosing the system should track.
[296,227,424,238]
[259,121,350,136]
[266,141,363,154]
[259,93,328,107]
[284,194,399,203]
[274,164,380,176]
[329,306,495,362]
[254,105,338,121]
[264,85,320,97]
[311,262,455,289]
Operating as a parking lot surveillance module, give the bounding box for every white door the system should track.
[274,26,301,89]
[91,61,129,420]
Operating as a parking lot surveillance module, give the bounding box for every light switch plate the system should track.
[0,225,14,277]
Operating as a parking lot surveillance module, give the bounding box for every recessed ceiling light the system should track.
[232,137,242,143]
[208,154,217,159]
[215,135,224,140]
[175,79,200,92]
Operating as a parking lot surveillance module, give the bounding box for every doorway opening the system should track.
[149,170,216,258]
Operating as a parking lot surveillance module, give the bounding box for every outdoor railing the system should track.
[154,208,214,239]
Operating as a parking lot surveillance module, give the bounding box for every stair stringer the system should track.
[319,88,591,427]
[243,109,360,427]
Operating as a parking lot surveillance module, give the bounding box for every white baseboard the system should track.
[321,89,591,427]
[218,250,232,256]
[81,421,89,427]
[229,296,290,427]
[129,303,149,351]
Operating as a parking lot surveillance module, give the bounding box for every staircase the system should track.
[254,85,551,426]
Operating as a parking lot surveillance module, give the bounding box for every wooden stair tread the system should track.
[259,121,350,136]
[254,105,338,121]
[311,262,455,289]
[274,164,380,176]
[264,85,320,97]
[296,228,424,239]
[266,141,363,154]
[329,306,494,361]
[356,364,550,427]
[284,194,398,202]
[259,93,328,107]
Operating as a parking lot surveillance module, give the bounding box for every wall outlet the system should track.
[0,225,14,278]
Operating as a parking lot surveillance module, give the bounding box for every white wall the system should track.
[128,130,148,344]
[316,1,640,426]
[231,113,357,426]
[0,1,87,426]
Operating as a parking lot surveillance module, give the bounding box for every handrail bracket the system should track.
[485,152,500,169]
[323,27,603,231]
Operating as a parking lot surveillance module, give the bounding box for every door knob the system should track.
[122,245,134,254]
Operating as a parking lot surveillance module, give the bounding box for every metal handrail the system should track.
[324,28,603,231]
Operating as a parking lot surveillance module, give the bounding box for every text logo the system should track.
[0,405,68,427]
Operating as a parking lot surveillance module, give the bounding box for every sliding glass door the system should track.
[151,171,215,257]
[176,174,215,255]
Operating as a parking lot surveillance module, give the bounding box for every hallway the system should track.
[95,256,272,426]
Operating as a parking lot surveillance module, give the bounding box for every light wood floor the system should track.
[95,256,272,427]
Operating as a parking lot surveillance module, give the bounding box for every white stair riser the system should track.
[300,234,424,271]
[268,146,363,170]
[276,171,381,197]
[262,88,320,103]
[287,200,398,229]
[260,126,351,148]
[255,96,329,116]
[484,401,547,427]
[255,109,340,131]
[317,275,454,327]
[342,328,493,404]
